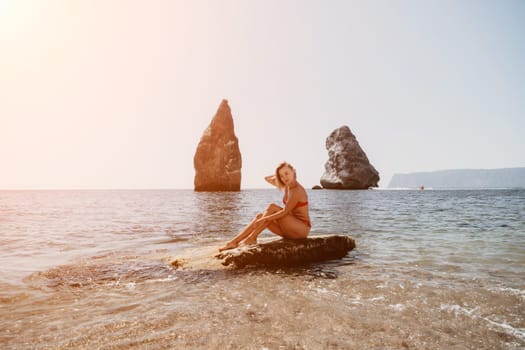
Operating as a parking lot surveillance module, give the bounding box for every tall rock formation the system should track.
[320,126,379,189]
[194,99,242,191]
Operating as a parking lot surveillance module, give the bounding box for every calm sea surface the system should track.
[1,189,524,349]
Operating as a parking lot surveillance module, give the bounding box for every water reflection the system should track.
[189,191,246,240]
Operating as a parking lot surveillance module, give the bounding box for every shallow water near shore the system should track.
[1,189,524,349]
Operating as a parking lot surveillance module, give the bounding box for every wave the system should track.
[440,304,525,341]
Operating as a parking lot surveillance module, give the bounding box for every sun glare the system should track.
[0,0,16,17]
[0,0,41,37]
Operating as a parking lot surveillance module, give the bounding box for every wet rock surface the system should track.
[215,235,356,268]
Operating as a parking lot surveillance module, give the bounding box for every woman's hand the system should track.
[255,216,267,225]
[264,175,277,187]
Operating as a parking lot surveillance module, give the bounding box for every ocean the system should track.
[0,189,524,349]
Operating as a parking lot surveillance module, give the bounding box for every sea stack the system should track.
[320,125,379,189]
[193,99,242,191]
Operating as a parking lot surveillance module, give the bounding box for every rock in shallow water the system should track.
[194,99,242,191]
[320,125,379,189]
[215,235,356,268]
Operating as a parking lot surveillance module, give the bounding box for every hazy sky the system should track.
[1,0,524,189]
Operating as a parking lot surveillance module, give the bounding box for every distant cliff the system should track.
[388,167,525,189]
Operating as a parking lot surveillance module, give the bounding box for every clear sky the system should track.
[1,0,524,189]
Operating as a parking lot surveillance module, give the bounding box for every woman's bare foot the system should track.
[218,241,239,252]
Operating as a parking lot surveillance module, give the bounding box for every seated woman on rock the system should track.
[219,162,311,251]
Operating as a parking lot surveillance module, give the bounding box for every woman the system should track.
[219,162,311,251]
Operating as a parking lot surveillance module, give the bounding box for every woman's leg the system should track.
[277,215,310,239]
[219,203,282,251]
[245,214,310,245]
[241,204,284,245]
[218,213,263,251]
[241,221,277,245]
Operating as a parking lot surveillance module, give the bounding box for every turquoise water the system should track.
[1,189,524,349]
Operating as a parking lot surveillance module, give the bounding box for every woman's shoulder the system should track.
[290,182,307,195]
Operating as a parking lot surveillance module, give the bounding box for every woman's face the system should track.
[278,166,295,186]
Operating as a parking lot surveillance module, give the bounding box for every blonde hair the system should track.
[275,162,296,189]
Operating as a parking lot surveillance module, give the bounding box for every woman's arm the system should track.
[264,175,278,187]
[257,188,300,223]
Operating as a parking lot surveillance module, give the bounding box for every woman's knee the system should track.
[265,203,281,213]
